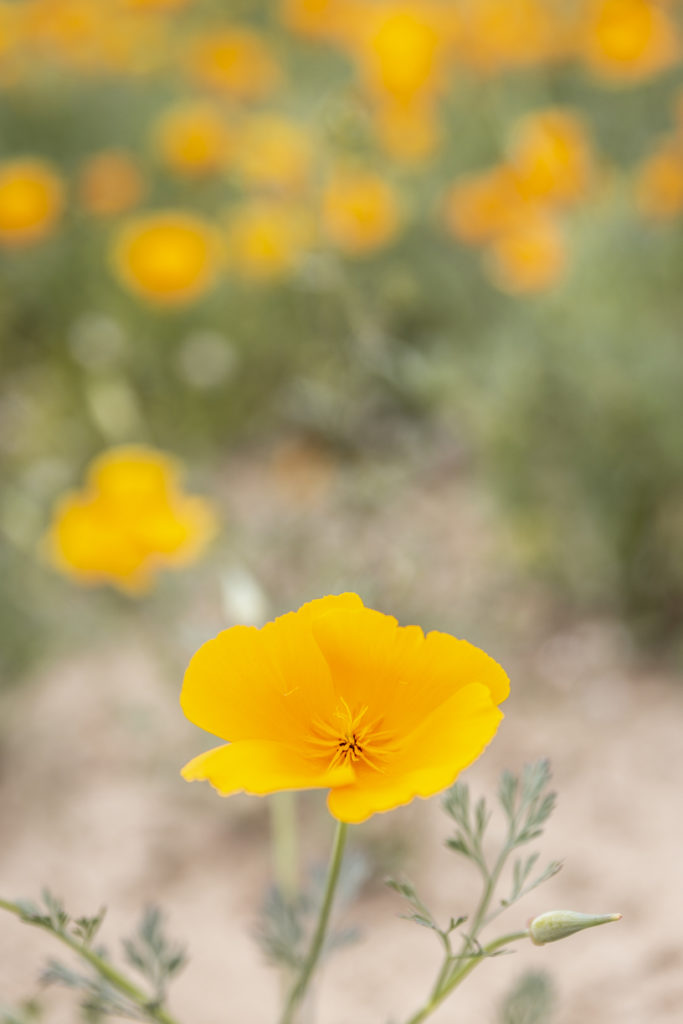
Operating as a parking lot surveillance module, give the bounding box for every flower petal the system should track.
[182,740,355,796]
[326,683,503,823]
[310,606,425,710]
[386,629,510,726]
[180,607,338,743]
[297,592,366,619]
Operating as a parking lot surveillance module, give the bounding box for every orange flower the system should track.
[508,108,595,207]
[111,210,222,306]
[120,0,194,10]
[24,0,107,70]
[152,101,234,178]
[187,27,281,100]
[485,210,567,294]
[180,593,509,823]
[635,140,683,220]
[225,198,315,280]
[456,0,565,73]
[47,446,216,594]
[23,0,168,75]
[322,167,401,255]
[0,2,23,62]
[581,0,679,82]
[442,166,529,246]
[279,0,358,42]
[79,149,145,217]
[0,157,64,247]
[234,115,313,194]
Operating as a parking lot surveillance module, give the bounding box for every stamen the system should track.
[313,699,398,773]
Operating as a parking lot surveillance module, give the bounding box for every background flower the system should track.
[111,210,222,306]
[0,157,64,246]
[46,445,216,593]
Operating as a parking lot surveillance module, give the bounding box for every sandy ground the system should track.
[1,446,682,1024]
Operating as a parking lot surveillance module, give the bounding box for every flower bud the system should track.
[529,910,622,945]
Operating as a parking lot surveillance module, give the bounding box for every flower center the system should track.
[309,697,396,774]
[334,732,365,764]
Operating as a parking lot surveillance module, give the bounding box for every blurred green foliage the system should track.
[1,0,683,681]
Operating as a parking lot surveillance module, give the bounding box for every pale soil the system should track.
[1,443,682,1024]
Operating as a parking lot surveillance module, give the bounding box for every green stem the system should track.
[279,820,348,1024]
[469,845,509,939]
[403,930,529,1024]
[0,899,181,1024]
[439,838,511,994]
[271,792,299,900]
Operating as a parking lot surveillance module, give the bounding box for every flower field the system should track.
[1,2,682,1022]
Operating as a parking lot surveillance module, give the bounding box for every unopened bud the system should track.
[529,910,622,945]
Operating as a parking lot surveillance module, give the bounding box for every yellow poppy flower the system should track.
[152,101,233,178]
[225,198,315,280]
[322,168,401,255]
[456,0,565,73]
[279,0,357,42]
[635,140,683,220]
[26,0,145,74]
[181,593,509,823]
[111,210,221,306]
[581,0,679,82]
[121,0,194,10]
[485,211,567,294]
[442,166,529,246]
[0,157,64,247]
[349,2,448,104]
[79,149,145,217]
[0,2,23,61]
[47,446,217,594]
[508,108,595,207]
[187,27,281,100]
[234,115,313,194]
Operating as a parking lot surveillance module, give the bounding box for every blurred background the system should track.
[1,1,682,1022]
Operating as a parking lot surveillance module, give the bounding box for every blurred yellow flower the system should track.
[486,211,567,294]
[508,108,595,207]
[0,157,64,247]
[635,140,683,220]
[226,198,315,280]
[279,0,356,42]
[79,149,145,217]
[111,210,221,306]
[180,592,509,823]
[234,115,313,194]
[47,446,217,594]
[456,0,565,72]
[23,0,166,75]
[187,27,281,100]
[349,2,448,104]
[443,166,528,245]
[322,168,401,255]
[152,101,233,178]
[120,0,194,10]
[0,2,23,60]
[581,0,679,82]
[24,0,120,72]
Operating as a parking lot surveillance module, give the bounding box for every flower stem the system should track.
[279,820,348,1024]
[271,792,299,900]
[402,930,530,1024]
[0,898,182,1024]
